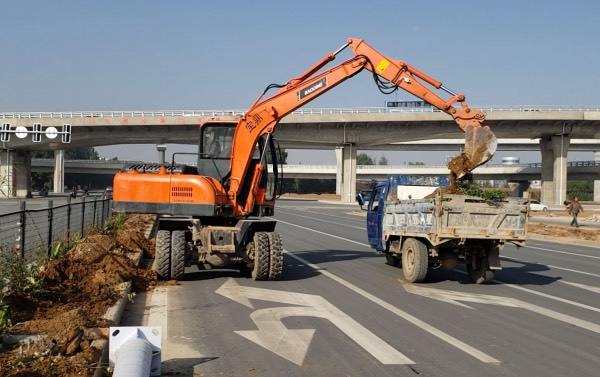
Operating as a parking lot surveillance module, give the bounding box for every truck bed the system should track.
[382,194,528,245]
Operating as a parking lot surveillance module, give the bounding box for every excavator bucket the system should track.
[448,124,498,179]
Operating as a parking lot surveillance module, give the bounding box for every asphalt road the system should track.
[122,199,600,377]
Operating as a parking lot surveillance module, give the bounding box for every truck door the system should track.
[366,186,384,251]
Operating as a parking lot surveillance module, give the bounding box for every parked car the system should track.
[529,199,548,212]
[103,186,113,199]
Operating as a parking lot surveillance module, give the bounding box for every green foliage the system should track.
[357,153,375,165]
[460,186,508,201]
[378,155,388,166]
[102,213,129,234]
[0,300,12,337]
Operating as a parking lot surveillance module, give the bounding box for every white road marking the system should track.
[560,280,600,294]
[286,252,500,364]
[454,269,600,314]
[276,210,365,230]
[502,256,600,278]
[216,278,413,365]
[404,283,600,334]
[525,245,600,259]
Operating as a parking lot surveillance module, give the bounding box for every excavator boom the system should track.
[229,38,497,215]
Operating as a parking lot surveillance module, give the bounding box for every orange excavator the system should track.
[112,38,497,281]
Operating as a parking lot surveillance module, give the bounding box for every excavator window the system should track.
[197,123,236,181]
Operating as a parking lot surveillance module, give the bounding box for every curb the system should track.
[93,251,141,377]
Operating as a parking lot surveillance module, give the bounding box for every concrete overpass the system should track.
[2,106,600,203]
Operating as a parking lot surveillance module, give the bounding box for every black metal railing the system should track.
[0,197,112,262]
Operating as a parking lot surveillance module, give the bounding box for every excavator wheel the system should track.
[268,232,283,280]
[252,232,270,281]
[170,230,186,281]
[155,230,171,280]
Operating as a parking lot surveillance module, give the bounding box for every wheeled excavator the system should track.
[112,38,498,281]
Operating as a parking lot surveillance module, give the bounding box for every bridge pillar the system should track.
[540,135,570,205]
[6,150,32,198]
[507,181,531,197]
[594,151,600,202]
[335,147,343,195]
[53,150,65,193]
[338,145,357,203]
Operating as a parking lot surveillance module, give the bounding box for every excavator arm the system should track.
[229,38,497,216]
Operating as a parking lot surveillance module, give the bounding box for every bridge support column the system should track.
[157,144,167,164]
[53,150,65,194]
[594,151,600,203]
[507,181,531,197]
[335,147,343,195]
[338,145,357,203]
[9,151,32,198]
[0,149,14,197]
[540,134,570,205]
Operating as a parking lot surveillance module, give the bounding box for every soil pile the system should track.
[0,214,157,377]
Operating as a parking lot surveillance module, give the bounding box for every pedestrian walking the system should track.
[567,197,583,227]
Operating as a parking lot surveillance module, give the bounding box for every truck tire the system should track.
[385,253,400,267]
[268,232,283,280]
[252,232,270,281]
[401,238,428,283]
[170,230,186,281]
[467,257,494,284]
[155,230,171,280]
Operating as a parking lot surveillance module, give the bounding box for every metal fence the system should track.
[0,197,112,262]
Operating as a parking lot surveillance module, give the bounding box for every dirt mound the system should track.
[0,214,158,377]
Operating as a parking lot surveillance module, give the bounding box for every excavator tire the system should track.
[155,230,171,280]
[401,238,428,283]
[252,232,270,281]
[170,230,186,281]
[268,232,283,280]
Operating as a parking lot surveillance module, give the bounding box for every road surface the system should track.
[122,199,600,376]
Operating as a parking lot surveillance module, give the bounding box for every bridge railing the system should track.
[3,106,600,119]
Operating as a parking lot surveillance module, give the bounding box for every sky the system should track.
[1,0,598,165]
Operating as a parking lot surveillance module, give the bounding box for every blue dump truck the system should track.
[363,176,528,283]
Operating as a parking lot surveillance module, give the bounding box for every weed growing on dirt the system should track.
[101,213,128,234]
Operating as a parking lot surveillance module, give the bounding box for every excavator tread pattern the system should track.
[252,232,270,281]
[170,230,186,281]
[155,230,171,280]
[267,232,283,280]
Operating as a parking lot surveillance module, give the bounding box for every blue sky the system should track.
[1,0,598,163]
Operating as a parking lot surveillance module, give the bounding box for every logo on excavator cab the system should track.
[376,59,390,74]
[297,77,328,100]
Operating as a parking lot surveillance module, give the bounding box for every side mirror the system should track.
[356,193,366,210]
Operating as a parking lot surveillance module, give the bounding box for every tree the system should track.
[378,155,388,165]
[357,153,375,165]
[408,161,425,166]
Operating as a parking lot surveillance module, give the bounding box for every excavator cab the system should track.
[197,123,236,181]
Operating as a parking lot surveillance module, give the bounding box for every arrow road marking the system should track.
[216,278,414,365]
[403,284,600,335]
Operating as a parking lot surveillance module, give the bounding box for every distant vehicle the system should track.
[529,199,548,212]
[103,186,113,199]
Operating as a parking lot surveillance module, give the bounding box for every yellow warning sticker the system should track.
[376,59,390,73]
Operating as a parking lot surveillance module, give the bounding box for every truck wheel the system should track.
[467,257,494,284]
[401,238,428,283]
[252,232,270,281]
[268,232,283,280]
[155,230,171,280]
[385,253,400,267]
[170,230,186,281]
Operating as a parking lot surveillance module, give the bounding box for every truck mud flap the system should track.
[488,245,502,270]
